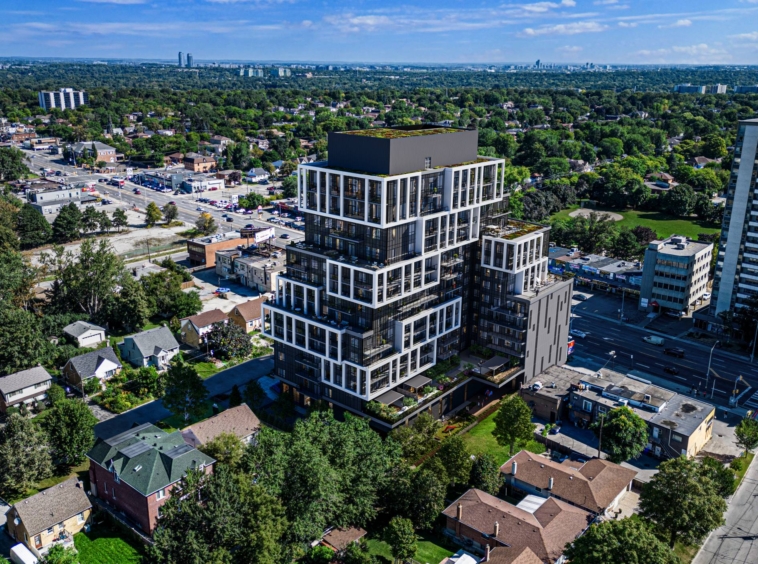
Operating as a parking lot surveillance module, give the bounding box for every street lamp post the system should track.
[706,341,719,393]
[751,323,758,363]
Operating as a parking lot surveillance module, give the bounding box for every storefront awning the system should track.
[404,375,432,389]
[375,390,403,406]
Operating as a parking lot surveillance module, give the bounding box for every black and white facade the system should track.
[262,126,572,423]
[38,88,89,111]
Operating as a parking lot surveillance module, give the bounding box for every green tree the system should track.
[436,435,473,486]
[407,468,447,530]
[0,146,30,181]
[599,137,624,160]
[199,432,245,469]
[280,176,298,198]
[640,456,726,548]
[97,210,112,233]
[0,250,38,309]
[52,203,82,243]
[163,203,179,223]
[389,411,441,462]
[0,304,47,375]
[303,546,334,564]
[47,383,66,405]
[735,417,758,458]
[344,540,375,564]
[133,365,164,397]
[173,290,203,318]
[17,203,51,249]
[384,517,417,564]
[591,406,648,464]
[563,518,680,564]
[469,452,501,495]
[492,394,536,456]
[508,189,525,219]
[81,205,100,233]
[111,208,128,231]
[244,379,266,409]
[145,201,162,227]
[40,544,80,564]
[701,134,728,159]
[195,212,217,235]
[206,321,253,360]
[0,225,18,252]
[612,227,642,260]
[229,384,242,407]
[108,274,150,331]
[42,398,98,466]
[700,456,736,498]
[662,184,695,217]
[0,413,52,493]
[162,361,209,423]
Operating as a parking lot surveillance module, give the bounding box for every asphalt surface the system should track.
[571,307,758,403]
[693,456,758,564]
[23,150,304,245]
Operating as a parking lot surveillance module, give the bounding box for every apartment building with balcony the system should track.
[261,126,572,429]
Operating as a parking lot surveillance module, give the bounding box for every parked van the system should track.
[643,336,665,346]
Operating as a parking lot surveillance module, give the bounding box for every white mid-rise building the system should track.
[38,88,88,111]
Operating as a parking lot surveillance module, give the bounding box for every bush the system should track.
[403,397,417,407]
[422,385,436,396]
[5,406,20,416]
[730,458,744,472]
[84,378,102,395]
[47,384,66,405]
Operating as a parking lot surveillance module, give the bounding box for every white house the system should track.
[0,367,52,413]
[63,321,106,347]
[246,167,270,182]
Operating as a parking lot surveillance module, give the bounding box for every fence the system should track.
[120,242,186,260]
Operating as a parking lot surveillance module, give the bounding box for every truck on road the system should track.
[643,336,665,346]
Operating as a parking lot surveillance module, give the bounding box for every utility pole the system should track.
[597,414,605,460]
[706,341,719,393]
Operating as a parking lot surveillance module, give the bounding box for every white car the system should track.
[702,292,712,300]
[572,330,587,338]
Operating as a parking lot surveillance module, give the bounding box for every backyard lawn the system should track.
[367,531,454,564]
[462,410,545,466]
[550,205,720,240]
[4,461,90,505]
[74,523,144,564]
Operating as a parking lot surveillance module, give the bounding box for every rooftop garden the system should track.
[341,127,463,139]
[483,220,546,241]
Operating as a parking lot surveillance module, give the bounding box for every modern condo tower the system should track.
[262,126,572,429]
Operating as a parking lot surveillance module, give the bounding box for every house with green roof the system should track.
[87,422,215,533]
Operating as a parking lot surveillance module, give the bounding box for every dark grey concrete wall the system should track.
[327,128,478,176]
[523,278,574,382]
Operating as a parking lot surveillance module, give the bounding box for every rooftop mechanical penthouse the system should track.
[262,125,573,429]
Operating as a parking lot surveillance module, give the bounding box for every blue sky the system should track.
[2,0,758,64]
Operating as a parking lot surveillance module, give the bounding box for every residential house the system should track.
[227,297,267,332]
[179,309,228,349]
[62,347,122,393]
[690,156,716,169]
[5,478,92,559]
[0,366,52,413]
[183,152,216,173]
[442,489,592,563]
[164,152,184,165]
[501,451,637,516]
[119,326,180,369]
[569,368,715,459]
[70,141,120,163]
[87,423,215,533]
[246,167,270,182]
[319,527,367,555]
[63,321,106,348]
[181,404,261,448]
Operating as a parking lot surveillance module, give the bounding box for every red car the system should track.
[209,186,218,191]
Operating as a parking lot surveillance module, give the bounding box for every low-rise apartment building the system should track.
[187,232,243,267]
[639,235,713,313]
[87,423,215,534]
[184,152,216,172]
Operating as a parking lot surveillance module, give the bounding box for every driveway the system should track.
[694,456,758,564]
[94,356,274,438]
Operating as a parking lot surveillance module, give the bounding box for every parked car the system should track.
[702,292,712,300]
[226,217,234,222]
[549,425,561,435]
[664,366,680,375]
[665,311,685,318]
[572,330,587,338]
[245,224,254,229]
[168,200,176,205]
[98,178,107,183]
[196,207,203,211]
[664,347,685,358]
[280,233,290,239]
[134,189,141,195]
[575,294,588,301]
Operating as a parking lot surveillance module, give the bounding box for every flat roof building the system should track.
[38,89,88,111]
[639,235,713,313]
[187,232,242,267]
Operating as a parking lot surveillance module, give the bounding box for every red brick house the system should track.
[87,423,215,534]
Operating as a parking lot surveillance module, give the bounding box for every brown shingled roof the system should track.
[233,297,266,322]
[181,404,260,447]
[500,451,637,514]
[321,526,367,551]
[182,309,228,329]
[9,478,91,536]
[442,489,591,564]
[489,546,543,564]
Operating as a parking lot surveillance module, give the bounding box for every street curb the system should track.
[579,310,753,364]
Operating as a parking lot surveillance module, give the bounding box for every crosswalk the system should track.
[742,388,758,410]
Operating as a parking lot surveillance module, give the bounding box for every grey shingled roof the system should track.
[87,423,215,496]
[65,347,121,379]
[10,477,91,536]
[0,366,52,395]
[71,141,115,152]
[127,326,179,359]
[63,320,105,339]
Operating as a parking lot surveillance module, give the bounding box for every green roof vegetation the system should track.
[341,127,463,139]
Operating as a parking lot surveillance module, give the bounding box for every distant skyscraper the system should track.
[178,52,185,67]
[38,88,88,111]
[535,59,541,68]
[711,118,758,317]
[186,53,194,68]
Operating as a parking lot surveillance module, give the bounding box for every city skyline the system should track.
[1,1,758,64]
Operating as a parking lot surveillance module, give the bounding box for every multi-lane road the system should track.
[570,311,758,404]
[22,150,304,244]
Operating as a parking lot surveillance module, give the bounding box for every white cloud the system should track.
[635,43,730,63]
[618,21,637,27]
[593,0,618,4]
[519,1,576,13]
[730,31,758,39]
[556,45,583,52]
[77,0,146,4]
[659,19,692,28]
[520,21,608,36]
